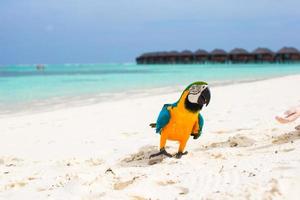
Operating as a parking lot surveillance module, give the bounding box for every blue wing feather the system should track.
[155,102,177,133]
[155,104,171,133]
[198,114,204,136]
[155,102,203,136]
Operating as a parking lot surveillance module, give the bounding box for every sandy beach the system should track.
[1,75,300,200]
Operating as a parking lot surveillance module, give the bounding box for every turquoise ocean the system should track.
[1,63,300,115]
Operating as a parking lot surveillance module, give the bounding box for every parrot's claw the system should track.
[191,133,200,139]
[149,148,172,159]
[174,151,188,159]
[149,123,156,128]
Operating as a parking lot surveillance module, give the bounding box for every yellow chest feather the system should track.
[162,105,198,141]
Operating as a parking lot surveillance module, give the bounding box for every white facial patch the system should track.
[187,84,208,104]
[188,93,200,103]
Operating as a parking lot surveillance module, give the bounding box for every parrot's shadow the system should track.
[120,145,169,167]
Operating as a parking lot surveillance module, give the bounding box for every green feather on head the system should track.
[178,81,208,100]
[184,81,208,91]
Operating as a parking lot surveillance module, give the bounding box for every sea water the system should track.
[1,63,300,114]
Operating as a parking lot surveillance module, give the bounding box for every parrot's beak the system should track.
[197,87,211,106]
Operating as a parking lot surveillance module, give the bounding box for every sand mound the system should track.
[113,176,139,190]
[120,145,167,167]
[202,134,256,150]
[272,130,300,145]
[0,156,23,167]
[228,134,256,147]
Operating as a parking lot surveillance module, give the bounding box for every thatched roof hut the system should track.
[210,49,228,63]
[136,46,300,64]
[136,56,143,64]
[178,50,194,64]
[168,50,180,56]
[229,48,254,63]
[140,52,161,64]
[195,49,208,55]
[161,51,179,64]
[136,52,152,64]
[277,47,299,54]
[180,50,193,56]
[211,49,227,55]
[276,47,300,62]
[194,49,208,63]
[252,48,274,55]
[252,48,275,62]
[230,48,249,55]
[155,52,169,64]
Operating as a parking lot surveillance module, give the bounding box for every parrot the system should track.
[149,81,211,159]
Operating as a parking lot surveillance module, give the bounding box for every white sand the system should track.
[1,75,300,200]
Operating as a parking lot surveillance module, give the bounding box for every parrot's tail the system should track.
[149,123,156,128]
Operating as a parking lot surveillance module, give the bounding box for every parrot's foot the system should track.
[149,123,156,128]
[149,148,172,159]
[191,133,200,140]
[174,151,188,159]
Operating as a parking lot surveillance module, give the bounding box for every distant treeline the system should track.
[136,47,300,64]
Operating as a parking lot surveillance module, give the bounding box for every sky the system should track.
[0,0,300,65]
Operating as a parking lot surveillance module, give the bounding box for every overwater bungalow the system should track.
[276,47,300,63]
[136,54,145,64]
[136,57,142,64]
[136,52,153,64]
[147,52,156,64]
[165,51,179,64]
[136,47,300,64]
[178,50,194,64]
[210,49,228,63]
[155,52,168,64]
[252,48,275,63]
[229,48,255,63]
[194,49,209,63]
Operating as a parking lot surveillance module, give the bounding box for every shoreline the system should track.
[1,73,299,118]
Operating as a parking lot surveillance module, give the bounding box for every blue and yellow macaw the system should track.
[150,81,211,159]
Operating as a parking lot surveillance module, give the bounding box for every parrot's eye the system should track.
[189,85,201,94]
